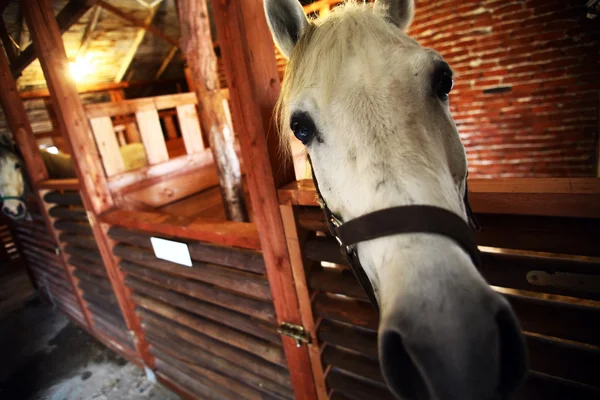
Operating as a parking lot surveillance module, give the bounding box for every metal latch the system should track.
[278,322,312,347]
[527,270,600,293]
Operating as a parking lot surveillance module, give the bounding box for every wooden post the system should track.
[210,2,317,400]
[0,39,95,330]
[0,51,47,185]
[21,0,154,369]
[177,0,248,222]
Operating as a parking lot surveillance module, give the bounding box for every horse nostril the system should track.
[2,206,12,216]
[380,329,429,400]
[495,302,528,397]
[16,203,24,215]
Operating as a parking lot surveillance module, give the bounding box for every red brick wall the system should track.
[409,0,600,178]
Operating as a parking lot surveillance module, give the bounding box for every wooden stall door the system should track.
[279,178,600,400]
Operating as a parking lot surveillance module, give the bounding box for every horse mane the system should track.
[275,0,396,160]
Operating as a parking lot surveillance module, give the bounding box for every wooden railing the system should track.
[83,92,222,209]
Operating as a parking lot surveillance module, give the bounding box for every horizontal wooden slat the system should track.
[140,311,291,388]
[506,295,600,347]
[133,296,286,367]
[526,335,600,388]
[517,372,600,400]
[155,358,235,400]
[310,266,367,300]
[151,345,268,400]
[68,255,107,277]
[120,260,275,322]
[48,206,87,222]
[476,214,600,257]
[100,209,261,250]
[106,152,213,192]
[318,319,378,359]
[144,328,293,399]
[64,245,103,265]
[307,241,600,300]
[43,191,83,205]
[322,345,383,383]
[278,178,600,218]
[126,276,279,343]
[314,293,378,329]
[54,219,93,236]
[113,244,271,300]
[326,368,394,400]
[85,92,198,118]
[36,179,80,190]
[480,252,600,300]
[108,227,266,274]
[58,233,98,250]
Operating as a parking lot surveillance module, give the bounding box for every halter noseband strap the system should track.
[308,156,481,311]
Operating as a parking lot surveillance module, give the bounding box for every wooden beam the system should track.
[76,5,101,57]
[210,1,316,400]
[154,46,178,80]
[99,209,262,250]
[0,17,17,62]
[21,0,154,368]
[19,78,184,100]
[113,4,159,83]
[11,0,99,78]
[177,0,248,222]
[0,36,95,333]
[0,37,48,184]
[97,0,178,47]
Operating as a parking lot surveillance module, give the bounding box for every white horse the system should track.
[264,0,527,399]
[0,135,147,219]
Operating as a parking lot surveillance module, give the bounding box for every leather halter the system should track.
[308,156,481,311]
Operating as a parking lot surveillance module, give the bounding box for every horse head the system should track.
[265,1,527,398]
[0,133,28,220]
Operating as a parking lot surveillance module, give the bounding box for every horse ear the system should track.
[264,0,309,59]
[377,0,414,31]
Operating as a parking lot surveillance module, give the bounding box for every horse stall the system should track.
[0,0,599,400]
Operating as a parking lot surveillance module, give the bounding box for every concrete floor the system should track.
[0,277,180,400]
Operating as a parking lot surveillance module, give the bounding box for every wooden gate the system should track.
[279,178,600,400]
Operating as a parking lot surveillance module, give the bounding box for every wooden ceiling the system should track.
[2,0,184,90]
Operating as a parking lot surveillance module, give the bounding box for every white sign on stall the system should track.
[150,237,192,267]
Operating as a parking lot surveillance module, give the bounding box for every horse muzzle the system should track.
[378,273,527,400]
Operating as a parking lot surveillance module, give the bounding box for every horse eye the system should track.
[14,163,21,170]
[290,112,317,145]
[434,67,453,101]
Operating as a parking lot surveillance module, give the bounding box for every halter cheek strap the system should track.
[307,156,481,311]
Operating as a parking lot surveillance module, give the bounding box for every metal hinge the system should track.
[277,322,312,347]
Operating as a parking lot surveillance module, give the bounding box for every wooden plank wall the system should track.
[42,190,137,356]
[0,218,21,265]
[279,180,600,400]
[106,226,294,399]
[9,204,87,326]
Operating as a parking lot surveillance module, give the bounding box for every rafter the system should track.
[0,17,17,62]
[75,4,101,57]
[97,0,178,46]
[154,45,178,79]
[113,4,159,82]
[18,78,184,99]
[11,0,99,78]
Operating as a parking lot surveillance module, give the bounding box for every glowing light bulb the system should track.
[45,146,59,154]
